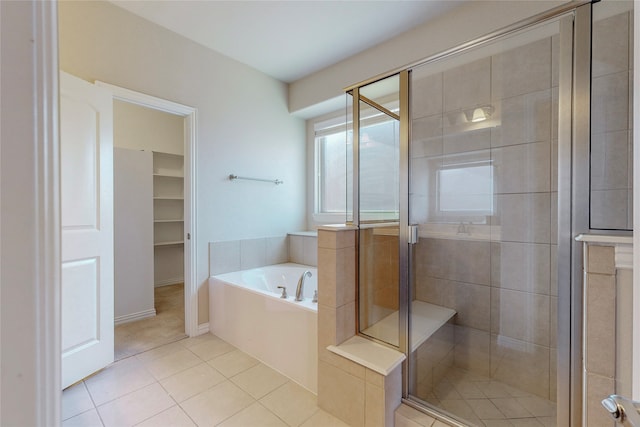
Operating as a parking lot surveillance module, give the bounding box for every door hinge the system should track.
[408,225,419,245]
[187,233,191,240]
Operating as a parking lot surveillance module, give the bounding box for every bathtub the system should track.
[209,263,318,393]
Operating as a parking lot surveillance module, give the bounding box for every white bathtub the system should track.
[209,263,318,393]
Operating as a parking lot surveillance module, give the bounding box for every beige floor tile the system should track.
[217,402,288,427]
[180,380,254,427]
[136,341,189,364]
[395,413,423,427]
[395,404,437,427]
[85,357,156,406]
[231,363,289,399]
[537,416,557,427]
[467,398,505,420]
[439,399,481,425]
[160,363,226,402]
[260,382,317,426]
[62,409,104,427]
[490,398,533,418]
[180,332,220,349]
[135,405,196,427]
[481,420,513,427]
[452,380,486,399]
[299,409,350,427]
[142,349,202,380]
[97,383,175,427]
[62,382,95,420]
[510,418,544,426]
[434,379,462,400]
[477,381,514,399]
[187,337,236,361]
[115,284,186,361]
[516,396,556,417]
[208,349,259,378]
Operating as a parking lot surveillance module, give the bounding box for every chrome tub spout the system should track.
[295,270,312,301]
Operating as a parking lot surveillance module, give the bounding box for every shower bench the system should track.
[361,300,456,352]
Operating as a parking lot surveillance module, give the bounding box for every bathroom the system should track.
[3,0,637,426]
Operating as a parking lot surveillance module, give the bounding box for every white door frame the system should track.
[95,82,199,337]
[1,0,60,425]
[633,1,640,401]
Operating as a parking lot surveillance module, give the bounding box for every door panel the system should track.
[406,16,567,426]
[60,72,114,389]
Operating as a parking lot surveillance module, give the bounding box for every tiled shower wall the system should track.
[590,10,634,230]
[581,241,633,427]
[411,35,558,400]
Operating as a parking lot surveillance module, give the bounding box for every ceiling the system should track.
[110,1,466,83]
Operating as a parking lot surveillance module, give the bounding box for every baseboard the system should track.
[197,322,210,336]
[115,308,156,325]
[154,277,184,287]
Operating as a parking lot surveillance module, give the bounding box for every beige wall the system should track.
[114,100,183,155]
[58,1,307,325]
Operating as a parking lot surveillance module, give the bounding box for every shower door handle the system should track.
[602,395,640,426]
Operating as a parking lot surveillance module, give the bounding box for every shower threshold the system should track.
[362,301,455,351]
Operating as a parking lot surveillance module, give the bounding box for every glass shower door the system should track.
[407,15,567,426]
[354,74,403,347]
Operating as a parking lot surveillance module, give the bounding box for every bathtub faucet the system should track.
[295,271,312,302]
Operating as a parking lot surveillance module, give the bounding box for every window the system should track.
[316,127,351,214]
[313,110,399,223]
[437,162,493,215]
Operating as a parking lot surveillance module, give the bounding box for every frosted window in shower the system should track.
[437,163,494,215]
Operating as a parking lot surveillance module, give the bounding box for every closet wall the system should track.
[114,100,184,322]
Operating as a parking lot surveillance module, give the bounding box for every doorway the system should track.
[97,82,199,354]
[112,100,187,359]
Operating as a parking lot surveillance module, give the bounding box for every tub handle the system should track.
[277,286,287,299]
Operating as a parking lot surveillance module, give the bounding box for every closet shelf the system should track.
[153,196,184,200]
[153,173,184,178]
[154,219,184,223]
[154,240,184,247]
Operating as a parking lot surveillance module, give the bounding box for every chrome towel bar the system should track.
[228,174,283,185]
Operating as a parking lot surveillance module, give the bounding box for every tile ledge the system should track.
[288,231,318,237]
[575,234,633,246]
[327,335,405,376]
[317,224,358,231]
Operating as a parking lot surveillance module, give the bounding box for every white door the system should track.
[60,72,114,389]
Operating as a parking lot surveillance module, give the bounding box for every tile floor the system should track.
[415,368,557,427]
[62,333,349,427]
[115,283,186,360]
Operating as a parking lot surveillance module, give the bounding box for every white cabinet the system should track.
[153,152,185,286]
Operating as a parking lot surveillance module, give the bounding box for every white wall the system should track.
[289,0,565,117]
[58,1,307,324]
[114,100,184,155]
[114,148,155,321]
[114,100,184,289]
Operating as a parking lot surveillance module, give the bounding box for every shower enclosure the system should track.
[347,1,633,425]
